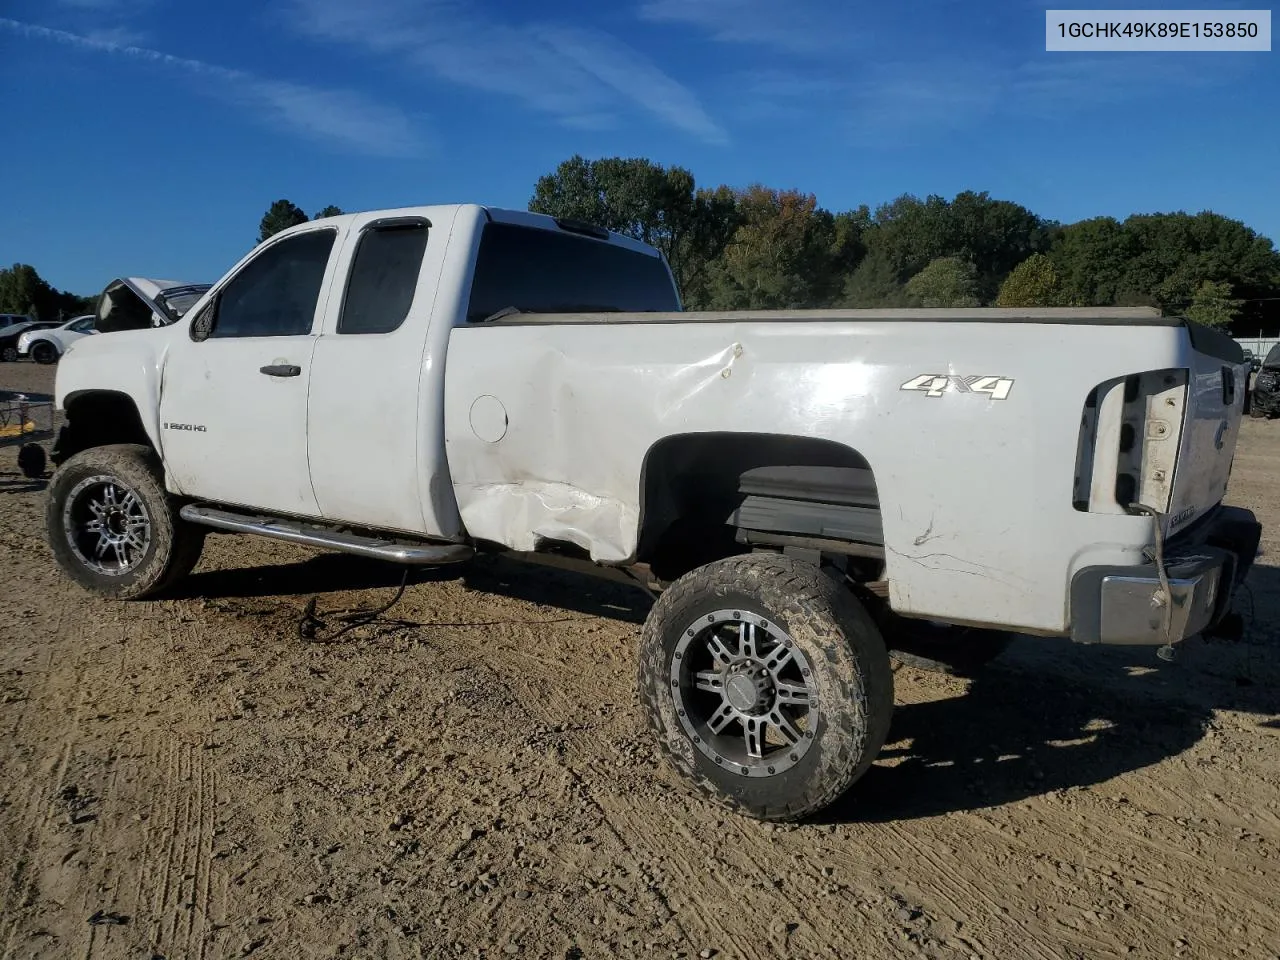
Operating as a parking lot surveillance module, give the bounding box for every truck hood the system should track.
[96,277,211,333]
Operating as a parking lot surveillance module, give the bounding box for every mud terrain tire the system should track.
[46,444,205,599]
[638,554,893,822]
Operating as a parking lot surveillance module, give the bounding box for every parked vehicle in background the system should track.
[1242,348,1260,373]
[17,315,97,364]
[0,314,34,337]
[40,204,1261,823]
[0,320,60,362]
[1251,344,1280,418]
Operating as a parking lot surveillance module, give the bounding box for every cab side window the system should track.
[213,230,336,338]
[338,223,429,335]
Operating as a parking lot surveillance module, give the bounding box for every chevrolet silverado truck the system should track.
[42,205,1261,821]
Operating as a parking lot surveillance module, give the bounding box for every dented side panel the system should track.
[443,319,1192,634]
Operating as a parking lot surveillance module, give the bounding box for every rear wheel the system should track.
[638,554,893,821]
[45,444,205,599]
[31,341,58,365]
[1,346,17,362]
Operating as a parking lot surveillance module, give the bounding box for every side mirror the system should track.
[190,297,217,342]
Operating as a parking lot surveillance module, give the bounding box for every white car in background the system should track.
[19,315,98,364]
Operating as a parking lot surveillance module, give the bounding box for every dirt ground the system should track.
[2,362,1278,960]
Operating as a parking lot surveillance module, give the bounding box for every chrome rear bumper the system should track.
[1070,506,1260,645]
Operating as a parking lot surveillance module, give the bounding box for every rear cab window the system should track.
[465,222,679,324]
[339,221,430,335]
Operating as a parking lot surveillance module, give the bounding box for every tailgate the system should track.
[1165,327,1248,538]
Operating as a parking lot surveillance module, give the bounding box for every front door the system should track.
[159,226,342,517]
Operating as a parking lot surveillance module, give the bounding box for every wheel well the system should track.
[636,433,881,583]
[53,391,152,466]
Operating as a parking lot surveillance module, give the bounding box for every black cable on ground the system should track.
[298,566,412,643]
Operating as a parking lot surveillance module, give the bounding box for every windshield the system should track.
[1264,344,1280,369]
[465,222,679,323]
[155,284,212,322]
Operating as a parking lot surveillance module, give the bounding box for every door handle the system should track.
[260,364,301,378]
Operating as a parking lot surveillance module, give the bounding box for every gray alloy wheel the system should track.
[639,553,893,821]
[45,444,206,599]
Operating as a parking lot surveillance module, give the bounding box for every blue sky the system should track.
[1,0,1276,295]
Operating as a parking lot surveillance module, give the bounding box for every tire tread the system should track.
[638,553,892,822]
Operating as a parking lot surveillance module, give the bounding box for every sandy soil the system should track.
[2,361,1278,960]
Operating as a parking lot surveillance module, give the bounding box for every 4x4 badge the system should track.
[900,375,1015,400]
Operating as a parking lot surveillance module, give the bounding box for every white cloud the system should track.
[0,18,424,157]
[535,26,727,144]
[81,25,149,46]
[845,54,1245,139]
[636,0,852,55]
[285,0,727,144]
[54,0,139,8]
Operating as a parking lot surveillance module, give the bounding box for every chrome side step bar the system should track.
[179,504,475,565]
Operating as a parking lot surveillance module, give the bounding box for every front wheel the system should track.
[45,444,205,599]
[1,346,17,362]
[31,341,58,364]
[638,554,893,822]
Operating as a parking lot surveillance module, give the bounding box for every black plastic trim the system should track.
[553,217,610,240]
[365,215,432,231]
[1184,319,1245,363]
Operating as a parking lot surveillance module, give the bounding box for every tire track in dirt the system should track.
[5,410,1280,960]
[129,608,220,960]
[0,569,84,960]
[442,617,899,959]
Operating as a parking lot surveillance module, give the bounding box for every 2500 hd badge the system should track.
[163,422,206,432]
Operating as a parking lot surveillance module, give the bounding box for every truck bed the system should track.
[476,306,1177,326]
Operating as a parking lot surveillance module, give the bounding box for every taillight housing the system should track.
[1073,368,1188,515]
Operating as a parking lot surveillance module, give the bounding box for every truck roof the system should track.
[308,204,664,259]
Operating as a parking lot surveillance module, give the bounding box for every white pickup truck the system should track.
[44,204,1260,821]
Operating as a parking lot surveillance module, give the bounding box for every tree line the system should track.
[0,200,347,322]
[252,163,1280,332]
[0,264,94,323]
[525,156,1279,331]
[7,163,1277,332]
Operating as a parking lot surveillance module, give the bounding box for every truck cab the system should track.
[53,206,679,538]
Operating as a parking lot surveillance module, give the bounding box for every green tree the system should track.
[863,191,1050,303]
[529,155,740,308]
[1110,212,1280,324]
[841,244,907,307]
[996,254,1066,307]
[1184,279,1243,328]
[314,205,344,219]
[904,257,980,308]
[0,264,93,321]
[1048,217,1134,307]
[0,264,54,319]
[259,199,308,242]
[702,186,848,310]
